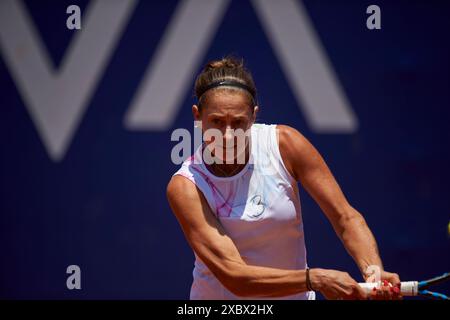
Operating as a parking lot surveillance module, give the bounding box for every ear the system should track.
[192,105,201,121]
[252,106,259,122]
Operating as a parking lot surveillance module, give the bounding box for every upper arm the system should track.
[166,175,246,291]
[277,125,354,226]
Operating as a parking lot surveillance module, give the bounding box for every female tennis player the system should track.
[167,56,401,300]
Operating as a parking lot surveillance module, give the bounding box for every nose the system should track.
[224,127,234,142]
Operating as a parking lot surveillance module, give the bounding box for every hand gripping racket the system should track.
[359,272,450,300]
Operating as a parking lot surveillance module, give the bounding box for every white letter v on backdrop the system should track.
[0,0,137,161]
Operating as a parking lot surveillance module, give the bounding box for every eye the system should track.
[211,118,223,125]
[233,119,244,126]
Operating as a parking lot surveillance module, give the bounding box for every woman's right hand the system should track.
[309,268,368,300]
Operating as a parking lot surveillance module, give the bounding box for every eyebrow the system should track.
[207,113,248,119]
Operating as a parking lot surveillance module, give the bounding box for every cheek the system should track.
[240,120,253,131]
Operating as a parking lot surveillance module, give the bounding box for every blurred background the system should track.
[0,0,449,299]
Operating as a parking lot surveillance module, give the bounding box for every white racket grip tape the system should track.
[358,281,419,296]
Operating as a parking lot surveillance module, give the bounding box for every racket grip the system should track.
[358,281,419,296]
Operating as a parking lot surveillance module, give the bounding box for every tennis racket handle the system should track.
[358,281,419,296]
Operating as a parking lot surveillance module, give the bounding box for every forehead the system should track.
[202,90,252,116]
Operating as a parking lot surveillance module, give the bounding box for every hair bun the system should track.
[204,56,243,71]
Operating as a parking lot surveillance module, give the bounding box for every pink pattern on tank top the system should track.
[191,165,236,218]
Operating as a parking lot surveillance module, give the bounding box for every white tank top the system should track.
[173,123,315,300]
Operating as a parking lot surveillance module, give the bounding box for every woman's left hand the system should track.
[367,270,403,300]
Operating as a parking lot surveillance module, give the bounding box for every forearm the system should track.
[336,206,383,277]
[224,263,310,298]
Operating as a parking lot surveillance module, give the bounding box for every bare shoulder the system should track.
[276,124,312,180]
[166,174,217,232]
[166,175,201,207]
[276,124,309,147]
[167,175,194,197]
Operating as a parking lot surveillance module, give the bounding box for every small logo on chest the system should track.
[247,195,266,218]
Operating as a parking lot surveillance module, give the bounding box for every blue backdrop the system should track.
[1,0,449,299]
